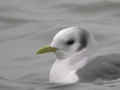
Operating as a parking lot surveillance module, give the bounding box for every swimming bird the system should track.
[36,26,120,85]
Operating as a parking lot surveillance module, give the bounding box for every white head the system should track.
[50,26,95,60]
[36,26,96,60]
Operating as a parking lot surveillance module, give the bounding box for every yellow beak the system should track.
[36,45,57,54]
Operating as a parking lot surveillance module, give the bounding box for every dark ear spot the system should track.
[77,29,89,51]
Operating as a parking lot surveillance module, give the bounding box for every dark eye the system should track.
[66,39,74,45]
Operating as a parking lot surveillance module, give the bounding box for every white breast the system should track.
[49,60,79,84]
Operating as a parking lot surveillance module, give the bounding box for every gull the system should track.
[36,26,120,85]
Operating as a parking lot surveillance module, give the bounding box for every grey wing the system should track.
[77,54,120,82]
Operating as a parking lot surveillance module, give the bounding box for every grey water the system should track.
[1,0,120,90]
